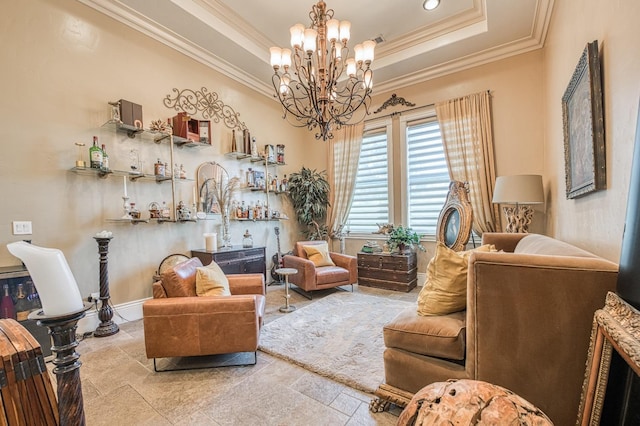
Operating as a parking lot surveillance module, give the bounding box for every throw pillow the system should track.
[195,261,231,296]
[417,242,496,316]
[302,242,336,267]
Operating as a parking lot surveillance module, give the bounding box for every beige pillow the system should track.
[195,262,231,296]
[417,242,496,316]
[302,242,336,267]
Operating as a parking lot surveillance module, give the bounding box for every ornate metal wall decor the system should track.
[373,93,416,114]
[163,87,247,131]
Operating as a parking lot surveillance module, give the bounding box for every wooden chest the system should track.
[357,251,417,292]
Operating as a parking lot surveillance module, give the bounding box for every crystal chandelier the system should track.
[269,1,375,141]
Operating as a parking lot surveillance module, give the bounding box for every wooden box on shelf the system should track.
[357,251,417,292]
[171,112,211,145]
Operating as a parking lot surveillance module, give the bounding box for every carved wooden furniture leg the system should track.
[369,383,414,412]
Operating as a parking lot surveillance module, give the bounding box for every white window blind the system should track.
[406,120,450,235]
[347,129,389,233]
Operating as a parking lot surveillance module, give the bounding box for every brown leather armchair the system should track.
[282,241,357,298]
[143,257,265,371]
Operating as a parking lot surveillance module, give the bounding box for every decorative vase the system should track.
[221,211,232,247]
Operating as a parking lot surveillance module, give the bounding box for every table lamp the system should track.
[492,175,544,233]
[7,241,90,426]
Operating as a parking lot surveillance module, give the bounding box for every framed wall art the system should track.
[562,40,606,199]
[576,292,640,425]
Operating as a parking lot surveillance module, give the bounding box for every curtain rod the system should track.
[366,102,435,121]
[367,89,491,121]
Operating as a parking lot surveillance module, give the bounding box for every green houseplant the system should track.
[287,167,330,240]
[387,225,426,253]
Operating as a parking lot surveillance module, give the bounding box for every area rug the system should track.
[258,291,413,393]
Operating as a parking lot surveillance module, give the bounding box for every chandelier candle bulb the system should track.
[327,19,340,41]
[270,47,282,68]
[303,29,317,53]
[281,49,292,68]
[290,24,305,48]
[339,20,351,42]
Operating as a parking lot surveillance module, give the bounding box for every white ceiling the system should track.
[78,0,554,98]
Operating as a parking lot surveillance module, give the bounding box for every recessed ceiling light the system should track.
[423,0,440,10]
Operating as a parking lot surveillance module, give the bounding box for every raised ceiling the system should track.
[78,0,554,98]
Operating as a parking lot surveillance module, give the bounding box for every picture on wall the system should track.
[562,40,606,199]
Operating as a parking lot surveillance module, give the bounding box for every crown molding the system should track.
[373,0,554,95]
[77,0,273,97]
[375,0,486,61]
[77,0,554,101]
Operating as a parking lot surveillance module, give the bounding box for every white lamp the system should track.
[492,175,544,233]
[6,241,84,315]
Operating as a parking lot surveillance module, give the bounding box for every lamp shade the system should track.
[492,175,544,205]
[6,241,84,316]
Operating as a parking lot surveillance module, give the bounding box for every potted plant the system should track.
[287,167,330,240]
[387,225,426,253]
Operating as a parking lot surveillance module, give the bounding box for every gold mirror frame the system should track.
[436,181,473,251]
[577,292,640,425]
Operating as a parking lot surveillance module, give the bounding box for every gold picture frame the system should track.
[562,40,606,199]
[577,292,640,425]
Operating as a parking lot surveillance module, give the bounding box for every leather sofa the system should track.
[374,233,618,426]
[143,257,265,369]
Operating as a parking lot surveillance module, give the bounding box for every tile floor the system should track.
[63,283,419,425]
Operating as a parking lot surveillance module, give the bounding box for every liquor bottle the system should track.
[14,283,30,321]
[154,158,165,177]
[0,284,16,320]
[89,136,103,169]
[231,129,237,152]
[26,280,41,310]
[101,144,110,170]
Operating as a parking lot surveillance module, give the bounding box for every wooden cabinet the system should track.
[357,251,417,292]
[191,246,266,278]
[0,266,51,356]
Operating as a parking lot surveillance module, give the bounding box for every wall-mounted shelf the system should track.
[69,166,194,183]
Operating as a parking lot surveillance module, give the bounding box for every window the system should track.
[346,109,448,236]
[405,120,450,235]
[347,126,390,233]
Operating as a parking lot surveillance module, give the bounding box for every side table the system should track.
[275,267,298,313]
[357,251,417,292]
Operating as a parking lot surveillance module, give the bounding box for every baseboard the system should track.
[77,297,150,335]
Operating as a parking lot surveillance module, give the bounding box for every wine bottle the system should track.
[0,284,16,320]
[14,283,30,321]
[26,280,41,310]
[89,136,103,169]
[101,144,110,171]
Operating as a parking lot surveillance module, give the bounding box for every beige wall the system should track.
[542,0,640,262]
[0,0,325,303]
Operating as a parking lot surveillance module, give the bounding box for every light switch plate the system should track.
[12,221,32,235]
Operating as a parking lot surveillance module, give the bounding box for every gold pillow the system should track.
[195,262,231,296]
[417,243,496,316]
[302,242,336,267]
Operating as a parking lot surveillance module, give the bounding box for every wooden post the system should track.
[29,304,92,426]
[93,237,119,337]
